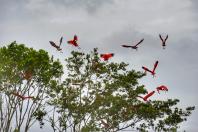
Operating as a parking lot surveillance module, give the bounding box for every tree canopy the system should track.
[0,42,195,132]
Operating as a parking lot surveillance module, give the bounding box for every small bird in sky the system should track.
[12,92,34,100]
[67,35,80,49]
[138,91,155,101]
[121,38,144,50]
[142,61,159,77]
[156,85,168,94]
[49,36,63,52]
[100,53,114,61]
[159,34,168,49]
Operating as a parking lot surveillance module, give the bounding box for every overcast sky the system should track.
[1,0,198,131]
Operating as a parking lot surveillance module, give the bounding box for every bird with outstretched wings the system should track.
[67,35,81,49]
[49,36,63,52]
[142,61,159,77]
[159,34,168,49]
[121,38,144,50]
[138,91,155,101]
[100,53,114,61]
[156,85,168,94]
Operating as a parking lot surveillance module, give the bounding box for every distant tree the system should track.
[0,42,63,132]
[46,48,195,132]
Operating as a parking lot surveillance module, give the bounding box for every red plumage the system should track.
[100,53,114,61]
[138,91,155,101]
[156,85,168,94]
[152,61,159,73]
[67,35,80,49]
[142,61,159,77]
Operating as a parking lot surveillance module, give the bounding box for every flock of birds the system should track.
[10,34,169,102]
[49,34,169,102]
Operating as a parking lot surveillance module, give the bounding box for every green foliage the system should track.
[0,43,195,132]
[0,42,63,132]
[47,48,195,132]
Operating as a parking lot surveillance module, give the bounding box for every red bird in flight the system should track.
[67,35,80,49]
[142,61,159,77]
[159,34,168,49]
[100,53,114,61]
[156,85,168,94]
[12,92,34,100]
[121,39,144,50]
[138,91,155,101]
[49,36,63,52]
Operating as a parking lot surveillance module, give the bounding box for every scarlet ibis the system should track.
[12,92,34,100]
[138,91,155,101]
[159,34,168,49]
[121,39,144,50]
[156,85,168,94]
[142,61,159,77]
[49,36,63,52]
[67,35,80,49]
[100,53,114,61]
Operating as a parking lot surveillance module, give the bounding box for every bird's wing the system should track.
[142,66,153,73]
[161,85,168,91]
[135,38,144,46]
[74,35,78,41]
[152,61,159,72]
[59,37,63,47]
[159,34,164,41]
[143,91,155,101]
[121,45,132,48]
[49,41,58,48]
[165,35,168,41]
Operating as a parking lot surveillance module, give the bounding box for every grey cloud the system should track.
[23,0,114,15]
[1,0,198,131]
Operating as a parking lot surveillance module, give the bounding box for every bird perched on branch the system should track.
[49,36,63,52]
[121,38,144,50]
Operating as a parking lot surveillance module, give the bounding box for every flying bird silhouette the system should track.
[156,85,168,94]
[100,53,114,61]
[49,36,63,52]
[159,34,168,49]
[12,92,34,100]
[142,61,159,77]
[121,38,144,50]
[67,35,80,49]
[138,91,155,101]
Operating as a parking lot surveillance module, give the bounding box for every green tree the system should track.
[0,42,63,132]
[0,43,195,132]
[47,48,195,132]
